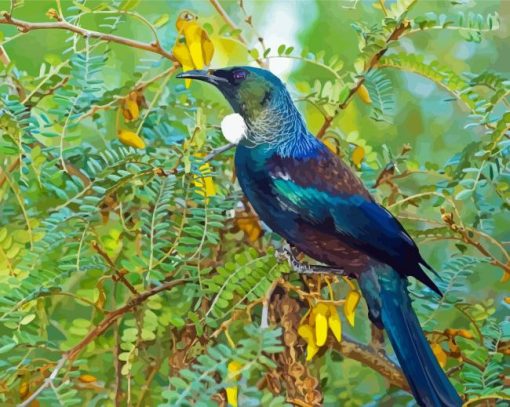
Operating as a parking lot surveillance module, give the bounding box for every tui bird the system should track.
[178,67,462,407]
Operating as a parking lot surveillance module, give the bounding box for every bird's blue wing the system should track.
[266,148,439,293]
[271,176,416,262]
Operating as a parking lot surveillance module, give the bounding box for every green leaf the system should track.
[153,14,170,28]
[120,0,140,10]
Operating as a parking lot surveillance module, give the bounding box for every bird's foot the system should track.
[275,244,345,275]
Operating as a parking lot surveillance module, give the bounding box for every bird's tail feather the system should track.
[359,266,462,407]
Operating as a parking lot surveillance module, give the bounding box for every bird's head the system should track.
[177,67,304,144]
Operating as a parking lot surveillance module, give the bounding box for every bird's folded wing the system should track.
[266,148,424,274]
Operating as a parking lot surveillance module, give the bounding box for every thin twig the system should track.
[238,0,267,60]
[66,278,190,361]
[19,278,190,405]
[0,12,177,62]
[91,240,139,295]
[203,143,236,162]
[0,45,11,65]
[136,357,163,407]
[208,0,267,67]
[114,319,123,406]
[18,357,67,407]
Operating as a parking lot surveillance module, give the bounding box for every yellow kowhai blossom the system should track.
[298,301,343,360]
[226,360,242,407]
[344,290,361,327]
[117,129,145,149]
[192,154,217,198]
[121,91,140,122]
[173,10,214,88]
[357,84,372,104]
[351,145,365,169]
[431,343,448,368]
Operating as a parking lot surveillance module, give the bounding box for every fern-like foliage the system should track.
[413,11,500,42]
[379,53,484,112]
[412,255,487,331]
[365,70,396,123]
[204,247,289,324]
[161,325,283,407]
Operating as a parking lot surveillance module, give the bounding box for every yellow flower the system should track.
[344,290,361,327]
[173,41,194,88]
[173,11,214,88]
[297,324,320,361]
[351,145,365,169]
[298,301,344,360]
[226,361,242,407]
[78,374,97,383]
[311,302,329,346]
[323,138,339,154]
[357,84,372,104]
[117,129,145,149]
[326,303,342,342]
[193,161,217,198]
[121,91,140,122]
[431,343,448,368]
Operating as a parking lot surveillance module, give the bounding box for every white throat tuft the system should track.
[220,113,247,145]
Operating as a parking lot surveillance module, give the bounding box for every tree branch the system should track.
[329,335,410,392]
[18,356,67,407]
[19,278,190,406]
[67,278,189,360]
[203,142,236,162]
[0,12,177,62]
[208,0,267,68]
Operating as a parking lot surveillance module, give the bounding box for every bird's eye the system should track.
[261,90,271,105]
[232,70,247,82]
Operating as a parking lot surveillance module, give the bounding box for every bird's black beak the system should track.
[176,69,228,87]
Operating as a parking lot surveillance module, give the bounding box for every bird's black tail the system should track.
[358,265,462,407]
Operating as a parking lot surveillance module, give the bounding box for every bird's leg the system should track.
[275,243,346,275]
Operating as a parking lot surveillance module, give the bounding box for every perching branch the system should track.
[91,240,139,295]
[0,12,177,62]
[329,336,410,391]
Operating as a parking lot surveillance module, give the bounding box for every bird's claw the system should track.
[275,243,345,276]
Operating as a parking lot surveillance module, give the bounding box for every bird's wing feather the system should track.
[270,175,416,262]
[266,147,439,291]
